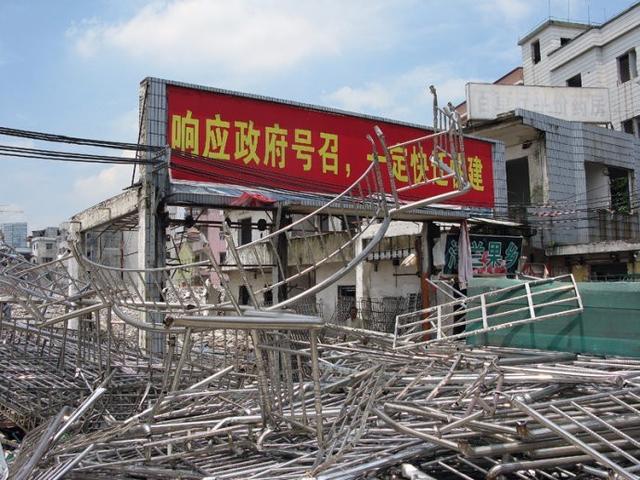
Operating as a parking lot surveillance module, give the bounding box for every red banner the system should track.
[167,84,495,208]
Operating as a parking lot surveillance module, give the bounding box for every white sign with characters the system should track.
[466,83,611,123]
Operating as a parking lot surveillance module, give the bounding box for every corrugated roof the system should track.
[168,181,493,221]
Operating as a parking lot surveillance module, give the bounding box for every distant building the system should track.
[0,222,28,253]
[167,207,226,286]
[30,227,61,264]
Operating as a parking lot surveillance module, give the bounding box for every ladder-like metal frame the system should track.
[394,274,584,349]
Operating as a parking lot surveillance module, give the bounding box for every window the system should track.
[339,215,359,234]
[566,73,582,87]
[590,263,628,282]
[263,289,273,306]
[617,49,637,83]
[609,167,631,214]
[46,242,53,250]
[238,285,250,305]
[336,285,356,323]
[560,37,571,46]
[506,157,531,206]
[531,40,541,64]
[318,215,328,232]
[239,218,252,245]
[218,229,225,241]
[219,251,226,264]
[621,116,640,136]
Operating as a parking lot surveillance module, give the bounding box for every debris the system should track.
[4,91,637,479]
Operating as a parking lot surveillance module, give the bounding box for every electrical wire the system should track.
[170,150,362,195]
[3,121,631,227]
[169,150,639,223]
[0,145,160,165]
[0,126,163,152]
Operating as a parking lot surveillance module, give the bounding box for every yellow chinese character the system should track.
[264,123,288,169]
[234,120,261,165]
[409,146,426,183]
[367,152,384,163]
[203,114,230,160]
[390,147,408,182]
[319,133,339,175]
[292,129,314,171]
[467,155,484,191]
[171,110,199,155]
[430,151,450,187]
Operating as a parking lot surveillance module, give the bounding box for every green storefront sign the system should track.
[443,235,522,276]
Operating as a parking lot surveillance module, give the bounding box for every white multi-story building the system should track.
[462,2,640,280]
[30,227,61,264]
[518,3,640,132]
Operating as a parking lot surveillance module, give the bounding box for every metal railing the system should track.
[394,274,583,349]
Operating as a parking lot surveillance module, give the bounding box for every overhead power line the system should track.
[0,145,160,165]
[0,125,166,166]
[0,126,163,152]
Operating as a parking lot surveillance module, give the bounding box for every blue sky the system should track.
[0,0,635,229]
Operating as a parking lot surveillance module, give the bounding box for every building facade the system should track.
[30,227,61,264]
[0,222,28,253]
[467,108,640,280]
[460,2,640,280]
[519,4,640,132]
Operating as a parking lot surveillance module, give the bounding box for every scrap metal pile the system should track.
[2,91,639,479]
[3,296,640,480]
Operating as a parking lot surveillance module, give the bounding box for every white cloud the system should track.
[325,64,485,124]
[326,84,393,112]
[67,0,393,75]
[71,162,133,206]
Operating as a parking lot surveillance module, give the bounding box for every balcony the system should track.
[588,210,640,243]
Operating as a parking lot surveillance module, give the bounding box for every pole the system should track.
[417,221,438,340]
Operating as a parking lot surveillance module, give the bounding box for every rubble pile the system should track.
[1,107,639,480]
[2,303,640,480]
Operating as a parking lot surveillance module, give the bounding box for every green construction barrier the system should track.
[465,278,640,357]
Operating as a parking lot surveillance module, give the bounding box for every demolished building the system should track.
[1,73,639,480]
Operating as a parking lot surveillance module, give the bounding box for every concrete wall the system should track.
[516,109,640,248]
[521,23,589,86]
[85,229,138,269]
[316,264,355,321]
[585,162,611,209]
[491,141,509,219]
[360,259,419,300]
[226,210,273,246]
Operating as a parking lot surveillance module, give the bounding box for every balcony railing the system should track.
[588,210,640,243]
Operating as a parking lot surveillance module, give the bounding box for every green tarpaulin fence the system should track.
[466,278,640,357]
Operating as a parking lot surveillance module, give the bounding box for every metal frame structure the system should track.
[393,274,584,349]
[376,86,471,215]
[5,85,635,480]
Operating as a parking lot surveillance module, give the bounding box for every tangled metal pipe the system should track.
[2,304,640,479]
[1,92,638,478]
